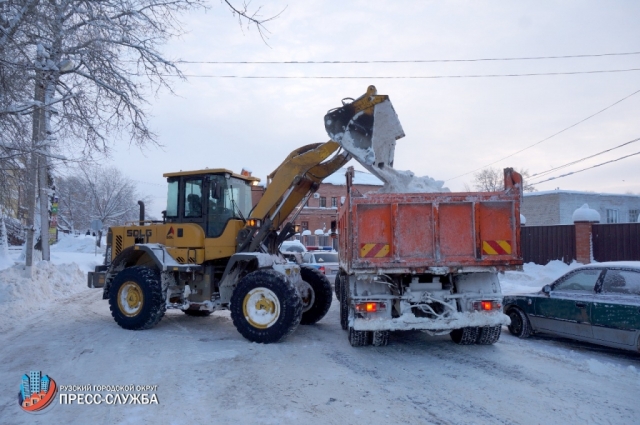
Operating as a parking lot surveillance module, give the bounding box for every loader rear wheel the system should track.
[230,269,302,344]
[182,309,213,317]
[348,327,372,347]
[449,327,479,345]
[476,326,501,345]
[109,266,165,330]
[299,266,333,325]
[339,277,348,331]
[372,331,389,347]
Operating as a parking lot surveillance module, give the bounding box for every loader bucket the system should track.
[324,85,404,169]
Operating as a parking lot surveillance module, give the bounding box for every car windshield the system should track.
[314,253,338,263]
[282,244,305,253]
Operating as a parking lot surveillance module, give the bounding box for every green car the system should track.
[503,262,640,353]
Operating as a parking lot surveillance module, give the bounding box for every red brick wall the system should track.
[574,222,592,264]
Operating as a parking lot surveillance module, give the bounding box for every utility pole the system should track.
[24,45,51,275]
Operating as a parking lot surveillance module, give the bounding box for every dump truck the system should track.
[325,88,524,347]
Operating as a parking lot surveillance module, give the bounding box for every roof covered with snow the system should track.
[322,168,383,186]
[525,190,640,198]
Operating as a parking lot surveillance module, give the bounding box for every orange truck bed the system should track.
[338,173,523,274]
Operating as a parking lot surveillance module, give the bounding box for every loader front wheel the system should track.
[299,266,333,325]
[230,269,302,344]
[109,266,165,330]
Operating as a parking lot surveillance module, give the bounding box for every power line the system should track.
[175,51,640,64]
[444,87,640,182]
[175,68,640,79]
[529,137,640,180]
[530,150,640,185]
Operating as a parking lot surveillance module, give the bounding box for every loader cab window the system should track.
[184,179,203,217]
[207,175,253,237]
[166,179,179,218]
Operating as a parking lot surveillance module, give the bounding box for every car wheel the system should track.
[507,308,532,338]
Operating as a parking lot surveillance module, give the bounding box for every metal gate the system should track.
[592,223,640,262]
[521,225,576,265]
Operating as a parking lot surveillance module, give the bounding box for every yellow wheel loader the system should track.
[88,86,401,343]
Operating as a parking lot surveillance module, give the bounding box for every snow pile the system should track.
[0,261,88,330]
[375,168,449,194]
[53,233,102,253]
[572,203,600,222]
[499,260,582,294]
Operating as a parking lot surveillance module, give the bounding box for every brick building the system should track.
[521,190,640,226]
[294,168,382,236]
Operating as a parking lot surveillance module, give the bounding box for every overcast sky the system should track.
[100,1,640,216]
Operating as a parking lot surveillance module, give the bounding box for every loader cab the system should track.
[163,169,259,238]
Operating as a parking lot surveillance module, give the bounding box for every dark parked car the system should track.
[504,262,640,353]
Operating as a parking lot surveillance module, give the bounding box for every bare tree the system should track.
[57,165,151,240]
[1,0,280,269]
[472,167,537,192]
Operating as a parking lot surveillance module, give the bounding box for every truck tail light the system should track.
[473,301,501,311]
[355,302,386,313]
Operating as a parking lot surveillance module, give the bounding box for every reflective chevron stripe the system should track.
[482,240,512,255]
[359,243,390,258]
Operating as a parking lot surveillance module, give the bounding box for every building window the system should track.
[320,197,326,208]
[630,209,640,223]
[331,197,337,207]
[606,209,619,224]
[301,221,308,231]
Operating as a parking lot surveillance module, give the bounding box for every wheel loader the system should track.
[88,86,399,343]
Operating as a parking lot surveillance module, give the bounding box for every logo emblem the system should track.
[166,227,175,239]
[18,371,58,412]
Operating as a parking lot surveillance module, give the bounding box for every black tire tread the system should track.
[108,266,165,330]
[476,325,502,345]
[372,331,389,347]
[507,307,532,338]
[230,269,302,344]
[349,328,371,347]
[339,276,349,331]
[299,266,333,325]
[450,327,479,345]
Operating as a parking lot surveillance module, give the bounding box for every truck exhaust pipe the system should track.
[138,200,145,226]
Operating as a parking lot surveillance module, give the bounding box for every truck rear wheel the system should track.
[230,269,302,344]
[476,326,501,345]
[348,327,372,347]
[339,276,348,330]
[449,327,479,345]
[299,266,333,325]
[372,331,389,347]
[109,266,166,330]
[335,273,344,301]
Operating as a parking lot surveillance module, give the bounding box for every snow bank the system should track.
[572,203,600,222]
[499,260,582,295]
[53,233,102,254]
[0,261,88,331]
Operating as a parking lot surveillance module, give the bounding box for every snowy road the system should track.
[2,287,639,425]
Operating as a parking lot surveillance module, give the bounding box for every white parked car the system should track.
[302,251,339,281]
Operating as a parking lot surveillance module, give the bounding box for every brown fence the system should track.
[592,223,640,262]
[521,225,576,265]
